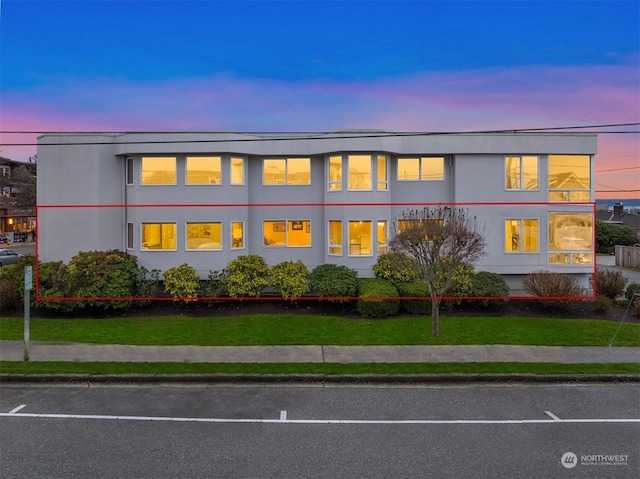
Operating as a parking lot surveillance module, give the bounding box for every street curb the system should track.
[1,374,639,384]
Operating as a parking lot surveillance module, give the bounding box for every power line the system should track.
[1,123,638,147]
[595,166,640,172]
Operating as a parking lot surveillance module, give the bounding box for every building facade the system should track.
[37,131,597,293]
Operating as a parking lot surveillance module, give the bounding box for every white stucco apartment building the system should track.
[37,131,597,293]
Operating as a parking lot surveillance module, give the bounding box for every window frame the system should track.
[348,220,373,257]
[377,220,388,254]
[126,158,134,186]
[328,220,343,256]
[328,155,343,191]
[185,222,223,251]
[505,155,539,191]
[230,157,245,186]
[505,218,539,253]
[347,154,372,191]
[140,156,177,186]
[185,156,222,185]
[140,222,177,251]
[263,157,311,186]
[263,220,312,248]
[230,221,245,250]
[377,155,388,191]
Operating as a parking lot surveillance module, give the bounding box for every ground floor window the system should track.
[231,222,244,249]
[348,221,372,256]
[141,223,176,250]
[548,212,593,264]
[328,220,342,255]
[377,220,388,254]
[186,222,222,250]
[505,219,538,253]
[263,220,311,247]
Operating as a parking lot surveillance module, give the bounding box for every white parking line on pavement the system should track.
[1,410,638,425]
[544,410,561,421]
[8,404,26,414]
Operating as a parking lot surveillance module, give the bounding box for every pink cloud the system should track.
[2,64,638,197]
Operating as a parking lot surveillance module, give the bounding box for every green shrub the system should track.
[34,261,67,311]
[202,269,228,299]
[596,221,637,254]
[308,264,358,301]
[396,282,431,315]
[355,278,400,318]
[270,260,309,299]
[373,252,422,284]
[596,269,627,300]
[163,264,200,301]
[0,278,18,312]
[223,255,270,298]
[467,271,510,310]
[41,250,138,311]
[522,270,584,312]
[135,266,161,305]
[624,282,640,303]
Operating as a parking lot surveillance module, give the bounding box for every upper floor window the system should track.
[263,158,310,185]
[505,219,538,253]
[141,157,176,185]
[548,212,593,264]
[263,220,311,247]
[186,222,222,250]
[141,223,176,250]
[348,155,372,190]
[548,155,590,202]
[186,156,221,185]
[348,220,372,256]
[328,220,342,255]
[231,221,244,249]
[397,157,444,181]
[329,155,342,191]
[126,158,134,185]
[231,157,245,185]
[505,156,538,190]
[377,155,388,191]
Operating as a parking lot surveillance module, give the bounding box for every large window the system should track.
[263,158,310,185]
[231,157,245,185]
[329,220,342,255]
[186,156,221,185]
[548,212,593,264]
[377,155,388,191]
[186,222,222,250]
[141,157,176,185]
[231,221,244,249]
[348,221,372,256]
[378,220,388,254]
[329,155,342,191]
[548,155,591,202]
[348,155,371,190]
[397,157,444,181]
[141,223,176,250]
[263,220,311,247]
[505,156,538,190]
[505,219,538,253]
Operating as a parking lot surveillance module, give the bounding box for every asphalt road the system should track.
[1,383,638,478]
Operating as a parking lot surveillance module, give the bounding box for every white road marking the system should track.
[544,410,561,421]
[280,410,287,421]
[1,411,638,425]
[8,405,26,414]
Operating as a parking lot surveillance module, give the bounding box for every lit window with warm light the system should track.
[505,219,538,253]
[397,157,444,181]
[186,222,222,250]
[548,212,593,264]
[348,155,372,190]
[186,157,221,185]
[548,155,591,202]
[329,220,342,255]
[329,156,342,191]
[378,220,388,254]
[263,158,310,185]
[141,223,176,250]
[141,157,176,185]
[230,157,245,185]
[348,221,372,255]
[263,220,311,247]
[505,156,538,191]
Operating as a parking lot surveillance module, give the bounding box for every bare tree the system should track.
[390,206,486,336]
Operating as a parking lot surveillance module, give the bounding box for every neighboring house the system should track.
[0,156,37,242]
[37,132,597,294]
[596,203,640,241]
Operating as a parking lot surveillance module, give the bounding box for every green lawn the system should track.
[1,314,638,346]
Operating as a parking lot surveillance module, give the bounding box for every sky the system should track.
[1,0,638,199]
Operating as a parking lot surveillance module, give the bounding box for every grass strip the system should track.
[1,315,639,346]
[1,361,638,376]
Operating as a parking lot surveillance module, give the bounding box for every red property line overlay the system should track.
[35,201,598,302]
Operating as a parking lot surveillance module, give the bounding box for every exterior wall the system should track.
[37,132,597,291]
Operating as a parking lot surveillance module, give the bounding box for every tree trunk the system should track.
[431,297,440,336]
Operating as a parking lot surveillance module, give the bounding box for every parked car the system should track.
[0,249,23,266]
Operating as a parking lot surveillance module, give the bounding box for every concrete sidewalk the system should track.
[1,340,638,364]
